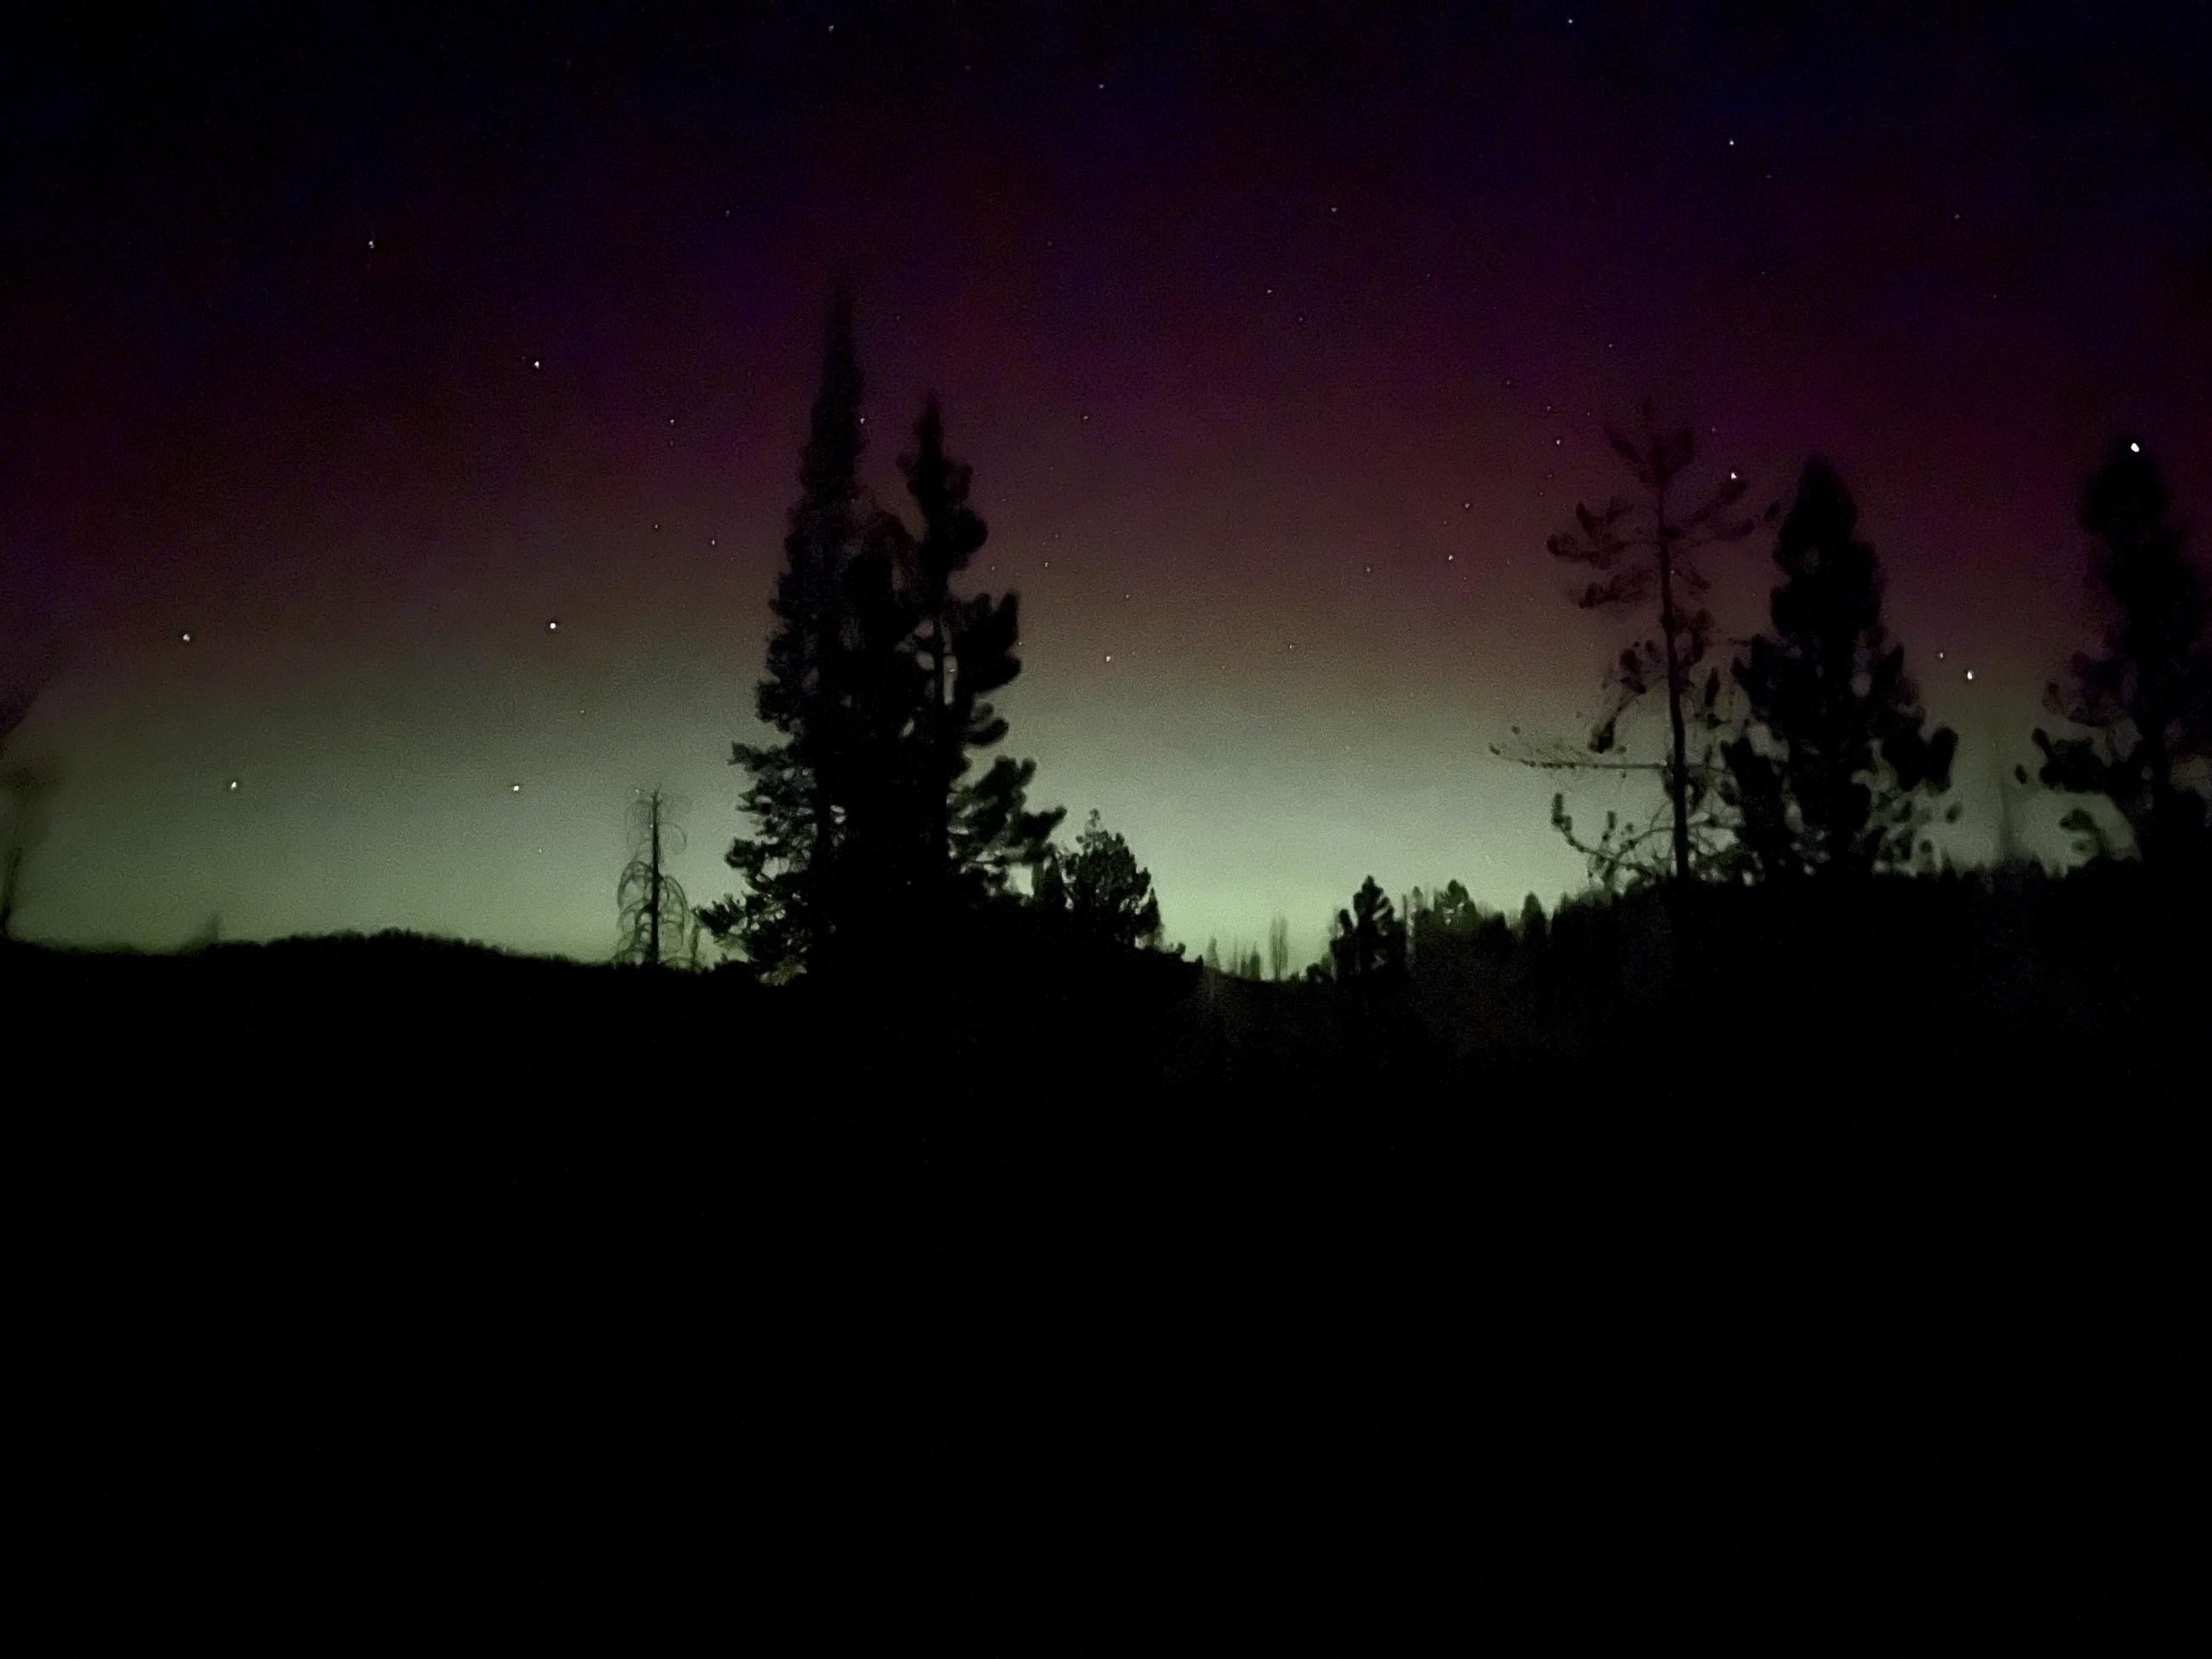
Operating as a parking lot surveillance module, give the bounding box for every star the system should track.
[1103,653,1114,664]
[531,358,543,370]
[180,631,192,643]
[367,237,375,250]
[2129,441,2141,453]
[1964,669,1976,682]
[510,783,522,793]
[547,619,559,631]
[227,779,240,792]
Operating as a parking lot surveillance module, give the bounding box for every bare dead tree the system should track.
[616,788,692,967]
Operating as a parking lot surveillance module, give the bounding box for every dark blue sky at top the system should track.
[3,3,2208,956]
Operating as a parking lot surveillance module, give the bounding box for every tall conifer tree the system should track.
[699,293,868,976]
[886,396,1060,902]
[1723,459,1957,879]
[2031,441,2211,865]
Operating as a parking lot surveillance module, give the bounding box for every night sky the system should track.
[6,3,2209,963]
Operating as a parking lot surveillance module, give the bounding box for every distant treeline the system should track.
[676,305,2207,990]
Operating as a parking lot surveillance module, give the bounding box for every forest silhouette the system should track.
[7,289,2208,1083]
[9,289,2206,1641]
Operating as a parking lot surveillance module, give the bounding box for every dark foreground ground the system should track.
[9,877,2201,1639]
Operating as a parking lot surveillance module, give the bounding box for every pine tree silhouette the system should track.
[702,291,869,977]
[2029,440,2211,866]
[1723,459,1958,879]
[705,308,1063,974]
[1329,875,1405,985]
[887,397,1061,902]
[1531,402,1771,885]
[1043,810,1162,949]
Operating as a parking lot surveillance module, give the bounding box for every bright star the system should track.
[2129,441,2141,453]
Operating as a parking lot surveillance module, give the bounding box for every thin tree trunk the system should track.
[647,792,662,966]
[932,606,950,879]
[1655,484,1691,884]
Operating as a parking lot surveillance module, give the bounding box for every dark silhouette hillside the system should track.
[10,865,2202,1633]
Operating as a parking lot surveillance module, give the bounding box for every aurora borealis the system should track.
[7,3,2209,963]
